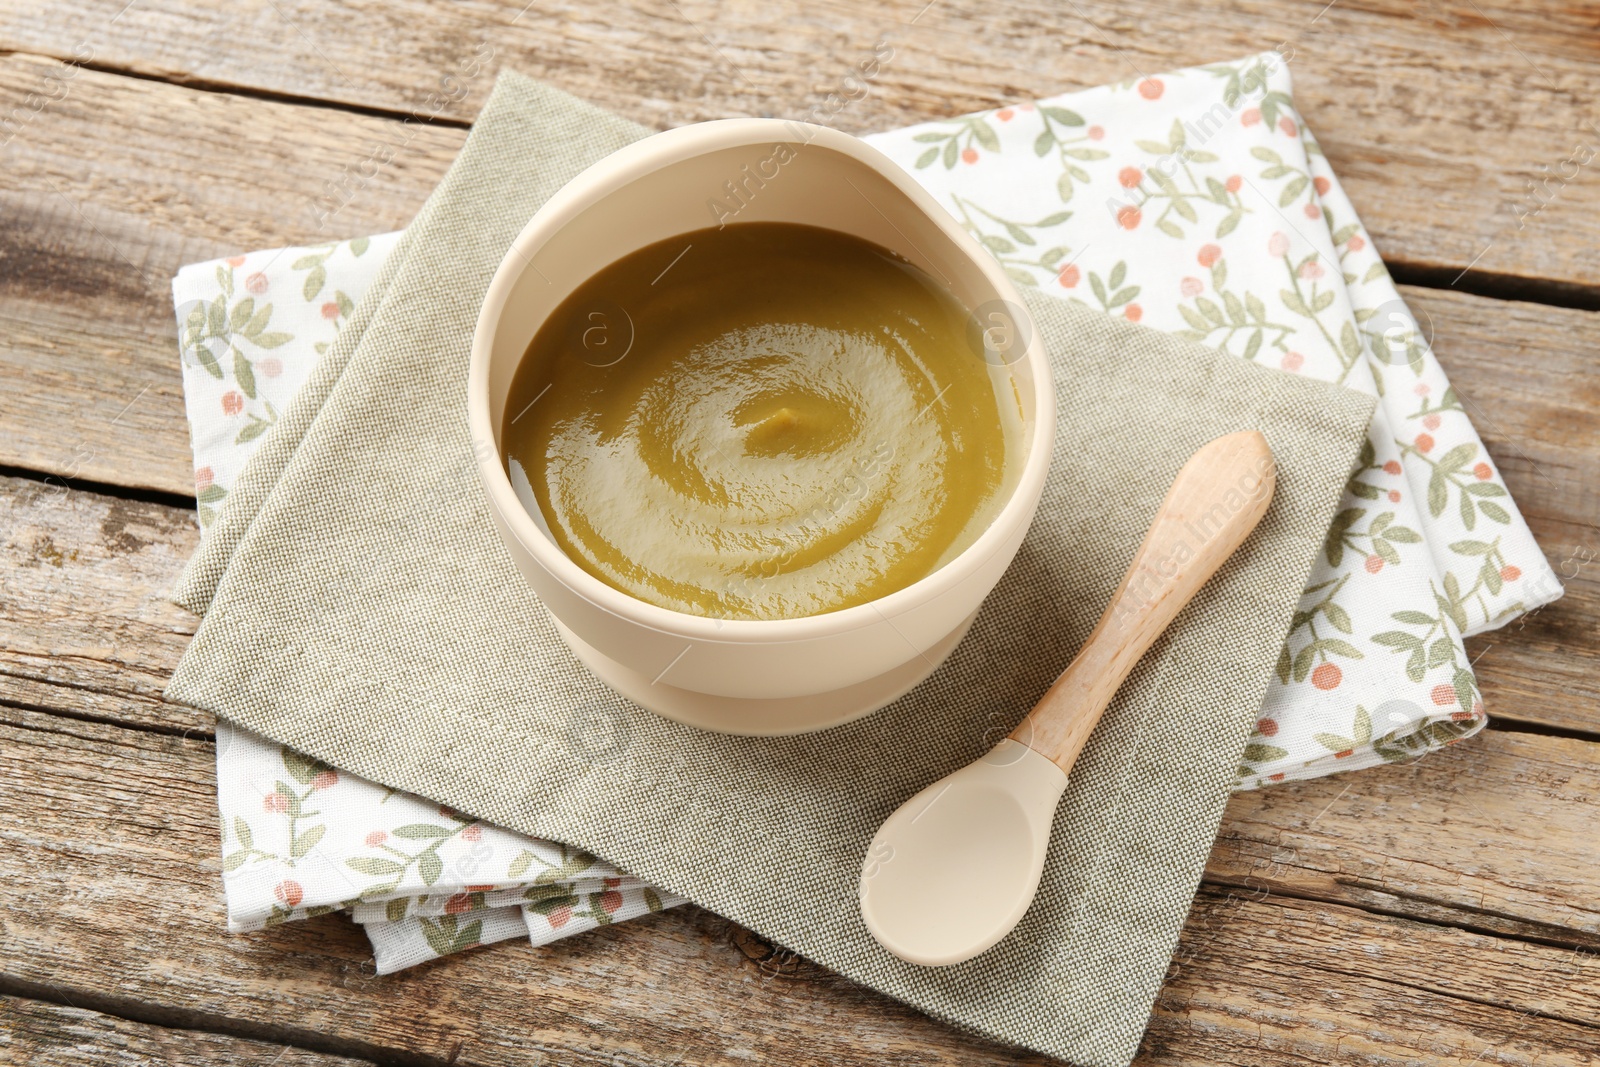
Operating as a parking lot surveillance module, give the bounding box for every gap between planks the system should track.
[9,0,1600,295]
[6,696,1600,957]
[0,988,388,1067]
[7,686,1599,756]
[1,36,1596,309]
[3,50,1597,505]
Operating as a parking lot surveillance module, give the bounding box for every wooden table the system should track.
[3,1,1597,1063]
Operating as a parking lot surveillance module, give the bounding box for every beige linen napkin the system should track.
[166,72,1374,1066]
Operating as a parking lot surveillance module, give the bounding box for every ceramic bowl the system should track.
[469,118,1055,735]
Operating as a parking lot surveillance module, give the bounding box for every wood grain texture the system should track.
[0,995,377,1067]
[1209,728,1600,946]
[0,7,1595,1061]
[0,473,200,733]
[2,0,1597,293]
[1148,886,1600,1066]
[0,53,464,496]
[2,703,1598,1067]
[1405,286,1600,735]
[5,468,1599,948]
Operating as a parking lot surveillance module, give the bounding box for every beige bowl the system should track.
[469,119,1055,735]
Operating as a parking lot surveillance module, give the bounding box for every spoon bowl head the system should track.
[859,739,1069,966]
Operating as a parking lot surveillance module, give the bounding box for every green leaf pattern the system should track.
[866,53,1558,788]
[213,717,684,964]
[174,234,389,522]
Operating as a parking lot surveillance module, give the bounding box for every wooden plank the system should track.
[0,474,200,733]
[0,708,1036,1067]
[0,994,377,1067]
[2,49,1596,521]
[0,53,464,497]
[1407,286,1600,735]
[2,704,1597,1066]
[2,0,1597,293]
[6,473,1600,948]
[1207,728,1600,946]
[1147,887,1600,1066]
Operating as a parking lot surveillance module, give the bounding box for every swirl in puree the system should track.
[502,222,1016,620]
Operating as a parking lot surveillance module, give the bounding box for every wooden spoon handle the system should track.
[1009,430,1276,775]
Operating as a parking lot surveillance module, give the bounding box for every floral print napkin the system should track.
[173,52,1559,971]
[209,716,683,972]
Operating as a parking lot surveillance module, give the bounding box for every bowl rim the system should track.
[468,117,1057,644]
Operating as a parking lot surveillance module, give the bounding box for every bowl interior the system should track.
[477,122,1052,627]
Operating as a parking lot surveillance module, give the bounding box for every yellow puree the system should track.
[502,222,1011,620]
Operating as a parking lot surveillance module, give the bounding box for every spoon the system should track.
[858,429,1276,966]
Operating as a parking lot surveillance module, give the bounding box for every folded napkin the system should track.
[177,52,1561,789]
[165,67,1376,1064]
[173,53,1560,974]
[209,713,684,972]
[167,54,1561,1053]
